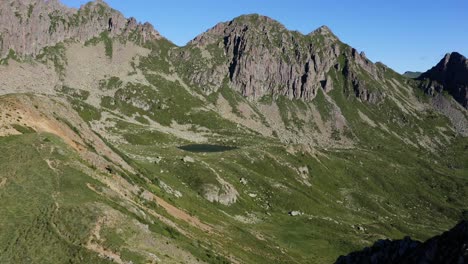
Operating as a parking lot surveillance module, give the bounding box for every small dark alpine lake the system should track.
[178,144,238,153]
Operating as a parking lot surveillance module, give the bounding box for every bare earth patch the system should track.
[0,178,7,188]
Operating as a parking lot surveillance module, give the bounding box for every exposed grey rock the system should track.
[342,54,385,104]
[182,156,195,163]
[288,211,303,216]
[431,94,468,136]
[178,14,383,104]
[154,156,162,164]
[160,181,183,198]
[356,225,366,232]
[0,0,161,58]
[240,177,248,185]
[203,183,238,206]
[352,49,379,78]
[298,166,309,175]
[176,15,339,98]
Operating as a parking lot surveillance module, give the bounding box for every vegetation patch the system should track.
[0,49,20,65]
[85,31,113,58]
[11,124,35,134]
[36,43,67,78]
[99,76,123,90]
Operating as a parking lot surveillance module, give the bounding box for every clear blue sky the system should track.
[62,0,467,73]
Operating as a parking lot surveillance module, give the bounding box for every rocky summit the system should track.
[418,52,468,109]
[177,14,384,103]
[0,1,467,263]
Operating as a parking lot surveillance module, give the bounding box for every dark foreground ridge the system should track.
[335,220,468,264]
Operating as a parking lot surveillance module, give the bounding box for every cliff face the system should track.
[336,221,468,264]
[215,17,341,100]
[0,0,160,58]
[177,14,384,102]
[419,52,468,108]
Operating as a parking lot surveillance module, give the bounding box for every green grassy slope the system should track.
[0,133,111,263]
[110,121,467,263]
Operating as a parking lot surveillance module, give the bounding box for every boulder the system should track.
[288,211,303,216]
[182,156,195,163]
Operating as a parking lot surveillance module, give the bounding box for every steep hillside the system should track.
[0,1,467,263]
[169,14,462,149]
[0,94,231,263]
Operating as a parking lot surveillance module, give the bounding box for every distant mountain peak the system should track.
[193,14,340,44]
[403,71,422,79]
[442,52,466,69]
[445,51,464,59]
[232,13,282,24]
[419,52,468,108]
[192,14,288,40]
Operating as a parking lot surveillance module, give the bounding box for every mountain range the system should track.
[0,1,467,263]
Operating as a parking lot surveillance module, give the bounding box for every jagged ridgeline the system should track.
[176,15,385,103]
[0,0,161,58]
[0,1,467,263]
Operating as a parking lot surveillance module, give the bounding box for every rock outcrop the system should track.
[335,220,468,264]
[0,0,161,58]
[418,52,468,108]
[343,51,386,104]
[177,14,383,102]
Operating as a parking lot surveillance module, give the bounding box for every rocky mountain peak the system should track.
[189,14,287,46]
[309,25,339,41]
[443,52,466,66]
[183,16,347,100]
[181,15,384,102]
[0,0,162,58]
[314,25,332,33]
[232,14,285,26]
[419,52,468,108]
